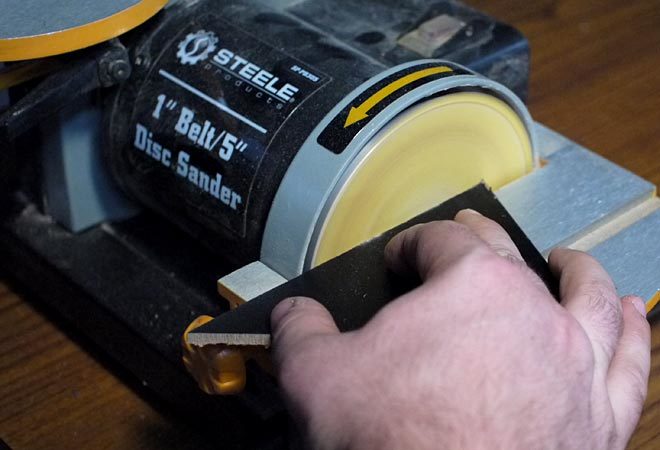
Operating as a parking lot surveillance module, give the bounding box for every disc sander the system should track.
[0,0,167,61]
[101,2,536,279]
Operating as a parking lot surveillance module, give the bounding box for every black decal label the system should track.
[129,16,329,236]
[317,62,471,154]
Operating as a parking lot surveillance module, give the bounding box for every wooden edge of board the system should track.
[569,197,660,253]
[217,261,287,308]
[187,332,271,348]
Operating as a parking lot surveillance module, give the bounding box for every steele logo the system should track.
[176,30,219,65]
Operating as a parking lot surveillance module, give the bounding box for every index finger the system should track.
[384,220,491,281]
[454,209,524,262]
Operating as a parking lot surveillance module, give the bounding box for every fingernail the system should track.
[460,208,482,216]
[626,296,647,317]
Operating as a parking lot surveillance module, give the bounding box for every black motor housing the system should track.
[106,0,530,270]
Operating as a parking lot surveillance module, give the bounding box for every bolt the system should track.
[108,59,132,82]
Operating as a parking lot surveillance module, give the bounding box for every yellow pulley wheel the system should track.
[0,0,167,62]
[312,91,534,266]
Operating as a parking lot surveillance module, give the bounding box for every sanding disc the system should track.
[0,0,167,61]
[312,91,534,266]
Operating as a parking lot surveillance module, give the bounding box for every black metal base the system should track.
[0,194,292,448]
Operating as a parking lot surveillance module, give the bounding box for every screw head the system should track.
[109,60,132,82]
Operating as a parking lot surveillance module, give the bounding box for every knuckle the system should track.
[479,251,515,273]
[492,246,522,262]
[582,280,623,334]
[448,249,495,277]
[585,280,618,308]
[491,253,551,296]
[451,252,525,294]
[470,251,526,282]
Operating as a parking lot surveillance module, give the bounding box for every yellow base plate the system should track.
[0,0,167,62]
[312,92,534,266]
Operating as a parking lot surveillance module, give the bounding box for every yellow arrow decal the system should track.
[344,66,453,128]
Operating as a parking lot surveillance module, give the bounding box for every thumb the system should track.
[270,297,340,366]
[607,296,651,446]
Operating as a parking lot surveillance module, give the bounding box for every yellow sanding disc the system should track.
[312,91,534,266]
[0,0,167,62]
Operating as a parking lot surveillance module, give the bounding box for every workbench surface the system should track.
[1,0,659,448]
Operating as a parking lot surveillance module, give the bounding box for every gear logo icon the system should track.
[176,30,219,65]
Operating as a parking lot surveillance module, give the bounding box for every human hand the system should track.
[270,210,651,450]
